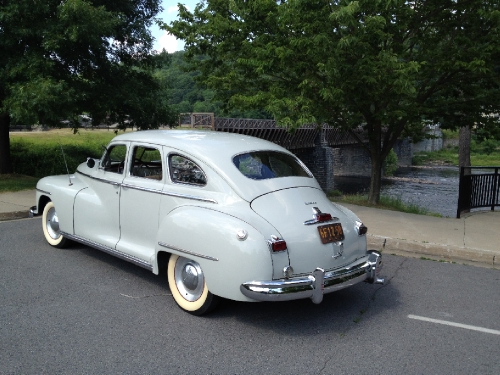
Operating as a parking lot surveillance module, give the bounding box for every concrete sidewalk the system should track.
[1,189,498,268]
[0,190,35,221]
[342,203,499,268]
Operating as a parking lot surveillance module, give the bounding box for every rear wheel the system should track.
[167,254,219,315]
[42,201,68,248]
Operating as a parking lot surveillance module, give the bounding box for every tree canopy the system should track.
[0,0,176,173]
[167,0,500,203]
[159,51,272,118]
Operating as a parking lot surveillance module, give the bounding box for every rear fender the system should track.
[155,206,272,302]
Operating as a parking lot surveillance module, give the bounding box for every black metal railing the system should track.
[457,166,500,218]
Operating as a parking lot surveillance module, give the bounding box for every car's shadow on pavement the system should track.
[62,240,401,336]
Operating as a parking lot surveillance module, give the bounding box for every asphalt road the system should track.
[1,218,499,374]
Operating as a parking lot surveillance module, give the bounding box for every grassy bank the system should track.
[9,129,127,178]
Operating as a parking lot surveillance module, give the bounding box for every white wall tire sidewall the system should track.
[168,255,209,312]
[42,202,64,247]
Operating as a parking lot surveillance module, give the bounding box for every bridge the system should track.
[179,113,418,192]
[179,113,367,149]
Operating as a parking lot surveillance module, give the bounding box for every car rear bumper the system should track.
[240,250,384,304]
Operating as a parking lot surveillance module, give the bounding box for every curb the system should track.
[0,211,31,221]
[368,235,498,268]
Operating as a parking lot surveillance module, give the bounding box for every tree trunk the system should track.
[458,125,471,173]
[0,112,13,174]
[368,149,383,204]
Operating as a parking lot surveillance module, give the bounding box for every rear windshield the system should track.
[233,151,311,180]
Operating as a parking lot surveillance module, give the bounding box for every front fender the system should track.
[156,206,273,302]
[35,175,87,234]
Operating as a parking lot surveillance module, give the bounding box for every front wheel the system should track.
[167,255,219,315]
[42,201,68,248]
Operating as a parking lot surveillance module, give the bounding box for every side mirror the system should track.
[87,158,96,168]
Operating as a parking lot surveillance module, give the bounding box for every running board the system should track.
[60,231,153,271]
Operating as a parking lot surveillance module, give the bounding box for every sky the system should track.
[151,1,199,53]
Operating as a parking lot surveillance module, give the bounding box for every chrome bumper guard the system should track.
[29,206,38,218]
[240,250,384,304]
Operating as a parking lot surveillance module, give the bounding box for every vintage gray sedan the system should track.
[31,130,384,315]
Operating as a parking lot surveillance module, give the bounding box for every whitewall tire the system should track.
[167,254,219,315]
[42,201,68,248]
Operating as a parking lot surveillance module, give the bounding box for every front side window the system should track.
[169,155,207,186]
[233,151,311,180]
[130,146,163,180]
[101,144,127,174]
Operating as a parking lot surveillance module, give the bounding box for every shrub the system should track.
[383,149,398,176]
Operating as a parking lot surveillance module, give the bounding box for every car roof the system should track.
[110,129,320,201]
[112,129,285,156]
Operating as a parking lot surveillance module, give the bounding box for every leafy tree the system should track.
[167,0,500,203]
[160,51,272,118]
[0,0,176,174]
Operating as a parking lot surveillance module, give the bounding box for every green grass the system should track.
[0,174,39,192]
[9,128,129,178]
[330,193,442,216]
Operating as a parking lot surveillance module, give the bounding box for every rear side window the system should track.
[169,154,207,186]
[233,151,311,180]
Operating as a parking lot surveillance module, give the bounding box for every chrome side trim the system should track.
[36,188,51,196]
[159,191,218,204]
[240,250,384,303]
[76,171,217,203]
[121,183,162,194]
[60,231,153,271]
[76,171,121,186]
[158,242,219,261]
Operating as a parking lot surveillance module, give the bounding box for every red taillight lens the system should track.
[271,240,287,252]
[316,213,332,222]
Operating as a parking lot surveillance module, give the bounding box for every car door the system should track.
[73,142,129,249]
[115,143,164,262]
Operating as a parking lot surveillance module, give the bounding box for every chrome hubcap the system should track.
[46,207,61,240]
[174,257,204,302]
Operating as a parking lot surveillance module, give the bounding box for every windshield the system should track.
[233,151,311,180]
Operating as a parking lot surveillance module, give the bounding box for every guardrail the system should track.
[457,166,500,218]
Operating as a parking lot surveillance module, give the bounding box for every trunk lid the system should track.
[250,187,366,276]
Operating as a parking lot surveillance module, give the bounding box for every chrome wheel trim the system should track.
[45,207,61,240]
[174,257,205,302]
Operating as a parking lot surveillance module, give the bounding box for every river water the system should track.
[334,166,460,218]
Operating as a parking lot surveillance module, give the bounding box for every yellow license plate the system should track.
[318,223,345,244]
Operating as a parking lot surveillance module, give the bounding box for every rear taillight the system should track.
[271,240,287,252]
[269,236,287,252]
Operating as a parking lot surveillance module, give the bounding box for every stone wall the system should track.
[293,135,335,192]
[393,138,413,166]
[412,128,443,153]
[331,145,372,177]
